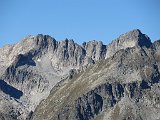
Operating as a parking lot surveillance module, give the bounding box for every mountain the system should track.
[0,29,159,120]
[31,30,160,120]
[0,34,106,119]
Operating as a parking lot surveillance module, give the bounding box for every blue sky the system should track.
[0,0,160,47]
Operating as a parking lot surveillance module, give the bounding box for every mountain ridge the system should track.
[0,29,158,120]
[32,41,160,120]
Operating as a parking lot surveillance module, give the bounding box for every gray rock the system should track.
[0,29,156,120]
[32,41,160,120]
[105,29,151,58]
[0,34,107,119]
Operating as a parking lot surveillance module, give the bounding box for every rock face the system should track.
[32,42,160,120]
[0,34,108,119]
[0,29,159,120]
[105,29,152,58]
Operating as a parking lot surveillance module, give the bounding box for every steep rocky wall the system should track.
[55,76,160,120]
[0,29,155,120]
[105,29,151,58]
[31,44,160,120]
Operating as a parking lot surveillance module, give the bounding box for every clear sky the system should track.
[0,0,160,47]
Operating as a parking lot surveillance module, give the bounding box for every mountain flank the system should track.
[0,29,159,120]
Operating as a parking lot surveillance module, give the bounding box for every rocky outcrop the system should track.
[32,44,160,120]
[105,29,151,58]
[0,80,23,99]
[0,29,156,120]
[83,40,107,61]
[73,78,160,120]
[0,34,108,119]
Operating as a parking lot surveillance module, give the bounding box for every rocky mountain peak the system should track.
[1,29,158,120]
[20,34,57,50]
[31,30,160,120]
[121,29,152,48]
[83,40,106,61]
[31,34,57,50]
[58,38,75,49]
[105,29,152,58]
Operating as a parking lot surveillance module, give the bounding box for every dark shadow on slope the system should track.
[0,80,23,99]
[14,53,36,68]
[140,80,151,89]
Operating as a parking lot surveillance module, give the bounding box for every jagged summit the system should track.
[105,29,152,58]
[0,29,152,76]
[20,34,57,50]
[31,30,160,120]
[6,29,151,60]
[121,29,152,47]
[121,29,141,35]
[0,29,158,120]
